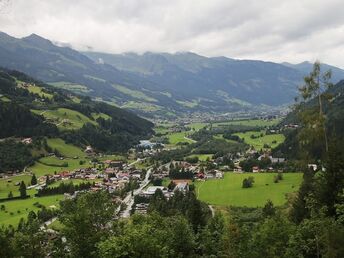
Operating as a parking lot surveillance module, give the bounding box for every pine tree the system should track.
[19,181,27,198]
[31,173,37,185]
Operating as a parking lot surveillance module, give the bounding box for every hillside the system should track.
[2,32,344,117]
[274,80,344,159]
[0,69,153,172]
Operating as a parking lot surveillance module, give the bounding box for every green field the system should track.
[195,173,302,207]
[234,130,285,149]
[187,154,213,161]
[187,122,207,131]
[0,195,63,226]
[26,85,53,99]
[0,175,32,199]
[168,132,195,145]
[31,108,97,130]
[112,84,157,102]
[49,81,92,94]
[213,118,281,128]
[28,138,90,177]
[47,138,85,158]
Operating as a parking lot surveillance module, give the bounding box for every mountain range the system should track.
[1,31,344,118]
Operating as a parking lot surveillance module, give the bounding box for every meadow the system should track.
[167,131,195,145]
[195,172,302,207]
[234,130,285,149]
[28,138,90,177]
[213,118,281,128]
[187,154,213,161]
[0,195,63,226]
[31,108,97,130]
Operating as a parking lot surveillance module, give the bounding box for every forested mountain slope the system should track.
[2,31,344,116]
[0,69,153,153]
[274,80,344,159]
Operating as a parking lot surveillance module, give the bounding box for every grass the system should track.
[91,112,111,121]
[26,85,53,99]
[0,195,64,226]
[29,157,90,177]
[0,95,11,102]
[187,123,207,131]
[122,101,161,112]
[176,100,199,108]
[187,154,213,161]
[213,118,281,128]
[49,81,92,94]
[195,173,303,207]
[0,175,32,199]
[112,84,157,102]
[168,132,194,145]
[234,130,285,149]
[32,108,96,130]
[28,138,90,177]
[47,138,85,158]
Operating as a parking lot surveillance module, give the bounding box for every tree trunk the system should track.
[318,93,328,152]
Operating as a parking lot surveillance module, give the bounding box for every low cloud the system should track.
[1,0,344,67]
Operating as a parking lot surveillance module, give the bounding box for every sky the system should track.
[1,0,344,68]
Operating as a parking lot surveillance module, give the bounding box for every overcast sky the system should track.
[1,0,344,68]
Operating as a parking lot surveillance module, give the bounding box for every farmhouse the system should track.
[252,166,260,173]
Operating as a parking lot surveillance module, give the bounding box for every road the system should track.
[184,136,196,143]
[118,167,153,218]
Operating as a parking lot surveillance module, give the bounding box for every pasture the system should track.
[0,195,63,226]
[213,118,281,128]
[32,108,96,130]
[195,172,302,207]
[234,130,285,149]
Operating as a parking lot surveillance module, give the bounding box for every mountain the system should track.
[0,68,153,154]
[1,31,344,117]
[281,61,344,83]
[84,51,302,106]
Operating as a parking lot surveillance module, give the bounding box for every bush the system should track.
[242,176,255,188]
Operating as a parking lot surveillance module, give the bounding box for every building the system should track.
[142,186,167,196]
[252,166,260,173]
[174,182,189,192]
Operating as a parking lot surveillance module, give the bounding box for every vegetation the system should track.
[196,173,302,206]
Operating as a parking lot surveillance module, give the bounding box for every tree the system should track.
[59,191,116,258]
[30,173,37,186]
[298,61,333,154]
[262,199,275,217]
[242,176,255,188]
[19,181,26,198]
[7,191,13,198]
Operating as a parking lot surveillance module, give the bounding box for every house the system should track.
[22,138,32,144]
[84,146,94,154]
[252,166,260,173]
[308,164,318,171]
[174,182,189,192]
[143,186,167,196]
[233,165,242,173]
[215,171,224,179]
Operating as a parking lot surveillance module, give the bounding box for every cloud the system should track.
[1,0,344,68]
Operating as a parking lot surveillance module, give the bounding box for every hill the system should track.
[274,80,344,160]
[2,32,344,117]
[0,69,153,172]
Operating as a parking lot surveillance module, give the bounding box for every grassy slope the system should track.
[195,173,302,207]
[168,132,194,145]
[32,108,96,130]
[213,118,281,127]
[0,195,63,226]
[28,138,89,177]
